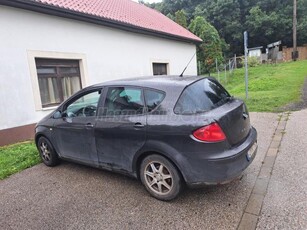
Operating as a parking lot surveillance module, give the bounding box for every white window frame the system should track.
[150,59,170,75]
[27,50,89,111]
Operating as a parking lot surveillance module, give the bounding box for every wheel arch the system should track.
[35,133,46,146]
[134,150,187,184]
[35,132,58,156]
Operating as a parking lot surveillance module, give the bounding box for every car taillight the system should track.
[192,123,226,142]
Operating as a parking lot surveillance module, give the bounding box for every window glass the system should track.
[35,58,82,108]
[153,63,168,75]
[144,89,165,112]
[65,90,101,117]
[59,67,79,74]
[37,67,56,74]
[104,87,144,116]
[174,78,230,115]
[61,76,81,100]
[38,77,61,106]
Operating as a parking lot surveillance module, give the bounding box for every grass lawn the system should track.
[215,60,307,112]
[0,141,41,180]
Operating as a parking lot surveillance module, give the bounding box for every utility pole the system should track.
[293,0,298,61]
[244,31,249,99]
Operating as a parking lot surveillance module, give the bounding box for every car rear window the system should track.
[174,78,231,115]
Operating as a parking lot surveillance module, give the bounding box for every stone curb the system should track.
[237,112,290,230]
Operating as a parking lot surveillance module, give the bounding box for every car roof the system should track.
[89,75,206,92]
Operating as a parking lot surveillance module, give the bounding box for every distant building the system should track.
[248,47,263,58]
[282,44,307,61]
[0,0,202,146]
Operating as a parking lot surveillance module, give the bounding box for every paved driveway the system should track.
[258,109,307,229]
[0,113,279,230]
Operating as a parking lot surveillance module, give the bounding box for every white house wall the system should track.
[0,6,197,130]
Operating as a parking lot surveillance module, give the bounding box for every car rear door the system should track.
[95,86,146,172]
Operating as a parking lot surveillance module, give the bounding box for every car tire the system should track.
[37,136,60,167]
[140,154,182,201]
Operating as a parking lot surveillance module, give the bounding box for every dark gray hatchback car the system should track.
[35,76,257,200]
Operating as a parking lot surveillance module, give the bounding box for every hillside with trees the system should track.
[145,0,307,57]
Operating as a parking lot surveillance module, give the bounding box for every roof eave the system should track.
[0,0,202,44]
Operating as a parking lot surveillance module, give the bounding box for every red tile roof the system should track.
[30,0,202,42]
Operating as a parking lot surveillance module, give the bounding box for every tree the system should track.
[148,0,307,55]
[202,0,242,55]
[189,16,224,75]
[245,6,292,47]
[166,13,175,21]
[175,10,187,28]
[297,0,307,45]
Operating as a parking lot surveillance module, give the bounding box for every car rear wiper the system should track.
[214,96,232,107]
[223,96,233,102]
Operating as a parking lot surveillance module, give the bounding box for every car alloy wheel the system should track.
[140,155,182,201]
[144,161,173,195]
[40,141,51,162]
[37,137,59,167]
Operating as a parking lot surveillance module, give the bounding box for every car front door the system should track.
[95,86,146,172]
[53,88,103,165]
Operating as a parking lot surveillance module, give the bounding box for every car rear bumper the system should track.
[184,127,258,187]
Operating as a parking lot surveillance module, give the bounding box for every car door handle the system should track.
[85,123,94,128]
[134,122,145,128]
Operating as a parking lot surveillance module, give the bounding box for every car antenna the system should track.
[179,52,196,77]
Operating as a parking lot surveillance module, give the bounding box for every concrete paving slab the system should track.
[238,213,258,230]
[258,167,271,179]
[262,156,276,169]
[257,109,307,230]
[272,134,283,143]
[245,193,265,215]
[269,140,280,149]
[266,148,278,157]
[0,112,278,230]
[253,178,270,196]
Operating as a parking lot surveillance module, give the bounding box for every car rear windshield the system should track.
[174,78,231,115]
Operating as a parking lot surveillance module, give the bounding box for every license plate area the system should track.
[246,142,257,161]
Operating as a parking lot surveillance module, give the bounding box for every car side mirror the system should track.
[53,111,62,119]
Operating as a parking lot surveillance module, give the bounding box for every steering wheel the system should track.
[82,105,97,117]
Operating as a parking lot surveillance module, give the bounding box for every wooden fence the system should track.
[282,45,307,61]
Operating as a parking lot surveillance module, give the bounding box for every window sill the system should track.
[41,106,58,111]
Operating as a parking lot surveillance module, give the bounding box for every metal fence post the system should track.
[215,58,220,82]
[224,64,227,83]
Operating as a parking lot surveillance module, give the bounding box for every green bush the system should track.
[248,56,261,67]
